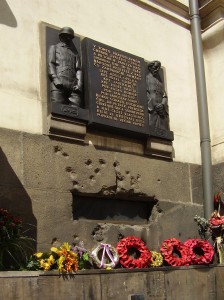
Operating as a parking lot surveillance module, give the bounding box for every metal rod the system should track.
[189,0,213,219]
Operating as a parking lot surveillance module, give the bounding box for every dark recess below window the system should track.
[72,196,157,225]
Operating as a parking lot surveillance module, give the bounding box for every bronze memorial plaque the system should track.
[83,38,149,137]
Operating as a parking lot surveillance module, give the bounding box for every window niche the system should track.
[72,195,157,225]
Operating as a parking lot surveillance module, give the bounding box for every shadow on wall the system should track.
[203,24,224,51]
[0,148,37,249]
[0,0,17,27]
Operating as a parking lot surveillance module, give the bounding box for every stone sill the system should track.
[0,264,222,278]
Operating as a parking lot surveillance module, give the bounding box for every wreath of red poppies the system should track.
[160,238,191,266]
[116,236,152,268]
[184,238,214,265]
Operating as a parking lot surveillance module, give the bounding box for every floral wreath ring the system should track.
[184,238,214,265]
[116,236,152,269]
[160,238,191,266]
[91,243,119,269]
[150,251,163,267]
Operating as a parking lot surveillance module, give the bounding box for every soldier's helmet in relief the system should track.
[59,27,74,37]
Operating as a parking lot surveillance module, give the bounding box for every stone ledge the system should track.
[0,265,223,300]
[49,115,87,142]
[200,0,224,31]
[1,264,222,277]
[145,137,173,159]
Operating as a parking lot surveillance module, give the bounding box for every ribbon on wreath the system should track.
[91,242,119,269]
[99,243,116,268]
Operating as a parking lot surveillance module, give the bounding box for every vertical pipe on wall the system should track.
[189,0,213,219]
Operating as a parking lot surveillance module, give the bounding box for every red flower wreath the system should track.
[184,238,214,265]
[160,238,191,266]
[116,236,152,268]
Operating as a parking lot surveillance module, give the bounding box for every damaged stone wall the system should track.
[0,127,204,252]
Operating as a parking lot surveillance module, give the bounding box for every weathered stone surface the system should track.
[216,265,224,299]
[107,153,192,203]
[165,267,216,300]
[22,131,197,204]
[213,162,224,194]
[39,273,101,300]
[23,132,116,193]
[101,272,147,299]
[0,276,39,300]
[189,164,203,205]
[0,267,223,300]
[146,271,166,299]
[146,201,204,250]
[91,223,147,249]
[0,128,205,251]
[0,129,197,203]
[0,128,23,186]
[26,188,73,251]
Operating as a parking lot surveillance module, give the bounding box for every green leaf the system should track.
[83,252,89,261]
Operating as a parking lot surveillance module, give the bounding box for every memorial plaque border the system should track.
[46,26,174,144]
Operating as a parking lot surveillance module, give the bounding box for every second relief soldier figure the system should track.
[146,60,169,130]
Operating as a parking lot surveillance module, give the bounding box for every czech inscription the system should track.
[93,45,144,127]
[83,38,149,136]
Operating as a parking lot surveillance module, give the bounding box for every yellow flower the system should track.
[69,251,78,258]
[34,252,43,258]
[61,242,70,251]
[58,255,65,271]
[40,259,51,271]
[40,259,45,267]
[48,255,55,265]
[50,247,58,253]
[150,251,163,267]
[51,247,63,256]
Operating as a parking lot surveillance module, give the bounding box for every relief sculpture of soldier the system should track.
[146,61,169,130]
[48,27,83,107]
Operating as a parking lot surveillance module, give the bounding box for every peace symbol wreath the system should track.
[91,243,119,269]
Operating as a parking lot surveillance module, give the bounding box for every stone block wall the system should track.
[0,127,204,251]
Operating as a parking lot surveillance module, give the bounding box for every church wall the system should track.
[202,21,224,165]
[0,0,211,254]
[0,0,200,164]
[0,127,203,251]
